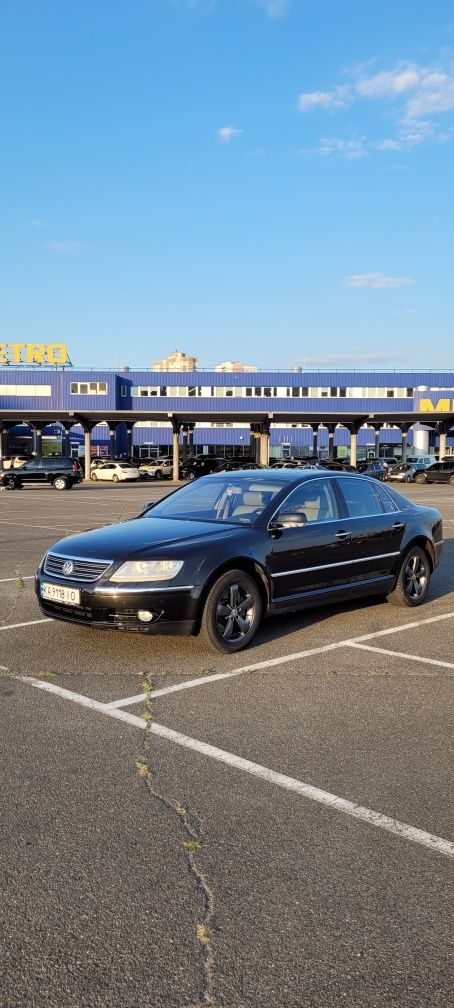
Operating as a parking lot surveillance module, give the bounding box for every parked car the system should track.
[414,461,454,485]
[356,461,387,481]
[406,455,437,468]
[138,458,173,480]
[90,462,140,482]
[181,457,226,481]
[1,457,83,490]
[387,462,419,483]
[36,470,443,653]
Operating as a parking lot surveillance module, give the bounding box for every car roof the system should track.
[204,467,361,482]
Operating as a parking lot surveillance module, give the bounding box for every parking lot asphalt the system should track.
[1,480,453,1007]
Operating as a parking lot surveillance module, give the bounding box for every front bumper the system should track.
[35,575,198,635]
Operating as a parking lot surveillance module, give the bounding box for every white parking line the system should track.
[0,575,35,583]
[350,642,454,672]
[106,610,454,709]
[0,519,83,532]
[0,619,52,631]
[16,675,454,861]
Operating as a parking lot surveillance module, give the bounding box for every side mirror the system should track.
[140,502,155,515]
[270,511,307,530]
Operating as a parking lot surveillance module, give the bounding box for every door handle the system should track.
[335,530,351,541]
[393,522,405,530]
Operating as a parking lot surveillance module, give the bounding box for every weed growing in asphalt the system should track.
[135,669,216,1006]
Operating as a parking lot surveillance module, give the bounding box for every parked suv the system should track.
[138,458,173,480]
[181,457,225,481]
[1,457,83,490]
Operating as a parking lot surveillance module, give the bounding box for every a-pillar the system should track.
[84,428,92,481]
[171,419,181,481]
[33,427,43,456]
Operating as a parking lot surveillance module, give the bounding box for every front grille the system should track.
[44,553,112,582]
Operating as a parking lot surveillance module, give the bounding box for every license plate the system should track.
[41,582,81,606]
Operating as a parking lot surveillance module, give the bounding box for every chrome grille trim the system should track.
[44,553,113,582]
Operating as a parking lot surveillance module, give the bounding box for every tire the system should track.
[53,476,69,491]
[387,546,431,608]
[91,472,98,480]
[112,474,119,483]
[5,475,17,490]
[449,475,454,486]
[414,473,426,484]
[155,470,163,480]
[187,471,196,481]
[199,569,263,653]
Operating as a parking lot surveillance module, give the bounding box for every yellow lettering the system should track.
[0,344,8,364]
[25,344,46,364]
[420,398,450,413]
[47,343,68,364]
[8,343,26,363]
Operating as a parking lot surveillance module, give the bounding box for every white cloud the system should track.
[255,0,290,17]
[406,75,454,117]
[317,137,367,159]
[344,272,416,289]
[217,125,243,142]
[28,219,47,229]
[298,86,351,111]
[356,65,421,98]
[47,241,83,253]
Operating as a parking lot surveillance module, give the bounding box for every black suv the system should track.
[414,460,454,485]
[1,457,83,491]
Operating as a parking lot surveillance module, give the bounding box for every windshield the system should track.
[146,476,288,524]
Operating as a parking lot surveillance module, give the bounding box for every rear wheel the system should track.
[387,546,431,607]
[199,569,263,653]
[53,476,69,491]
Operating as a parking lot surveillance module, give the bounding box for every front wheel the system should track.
[112,474,119,483]
[387,546,431,607]
[53,476,69,491]
[5,475,17,490]
[199,569,263,653]
[414,473,426,484]
[155,470,163,480]
[449,474,454,486]
[91,472,98,480]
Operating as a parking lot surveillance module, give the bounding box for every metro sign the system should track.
[418,396,454,413]
[0,343,68,365]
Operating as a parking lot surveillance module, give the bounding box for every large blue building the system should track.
[1,366,454,473]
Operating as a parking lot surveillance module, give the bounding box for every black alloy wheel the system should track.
[5,474,17,490]
[388,546,431,607]
[200,569,263,653]
[155,470,163,479]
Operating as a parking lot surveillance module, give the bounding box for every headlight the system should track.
[109,560,184,583]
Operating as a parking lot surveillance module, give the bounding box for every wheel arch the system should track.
[402,536,435,572]
[194,556,271,633]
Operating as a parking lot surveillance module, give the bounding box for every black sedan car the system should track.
[36,470,443,653]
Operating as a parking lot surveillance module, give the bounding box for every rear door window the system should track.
[336,477,385,518]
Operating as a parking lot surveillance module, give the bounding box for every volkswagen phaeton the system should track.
[36,470,443,653]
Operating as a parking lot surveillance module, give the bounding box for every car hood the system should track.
[47,516,246,561]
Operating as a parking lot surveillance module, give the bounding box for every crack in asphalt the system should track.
[136,672,216,1007]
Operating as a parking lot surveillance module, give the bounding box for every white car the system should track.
[138,458,173,480]
[91,462,140,482]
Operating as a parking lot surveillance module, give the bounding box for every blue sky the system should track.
[1,0,453,370]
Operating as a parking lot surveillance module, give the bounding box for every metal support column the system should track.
[327,427,335,462]
[126,425,133,459]
[109,427,116,459]
[259,431,270,466]
[438,425,449,460]
[0,426,8,460]
[84,429,92,481]
[64,429,71,456]
[375,429,380,458]
[33,428,43,457]
[350,431,358,468]
[401,431,408,463]
[171,419,181,481]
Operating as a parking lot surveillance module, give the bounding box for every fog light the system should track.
[138,610,154,623]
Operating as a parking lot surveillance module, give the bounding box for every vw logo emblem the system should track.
[63,560,74,576]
